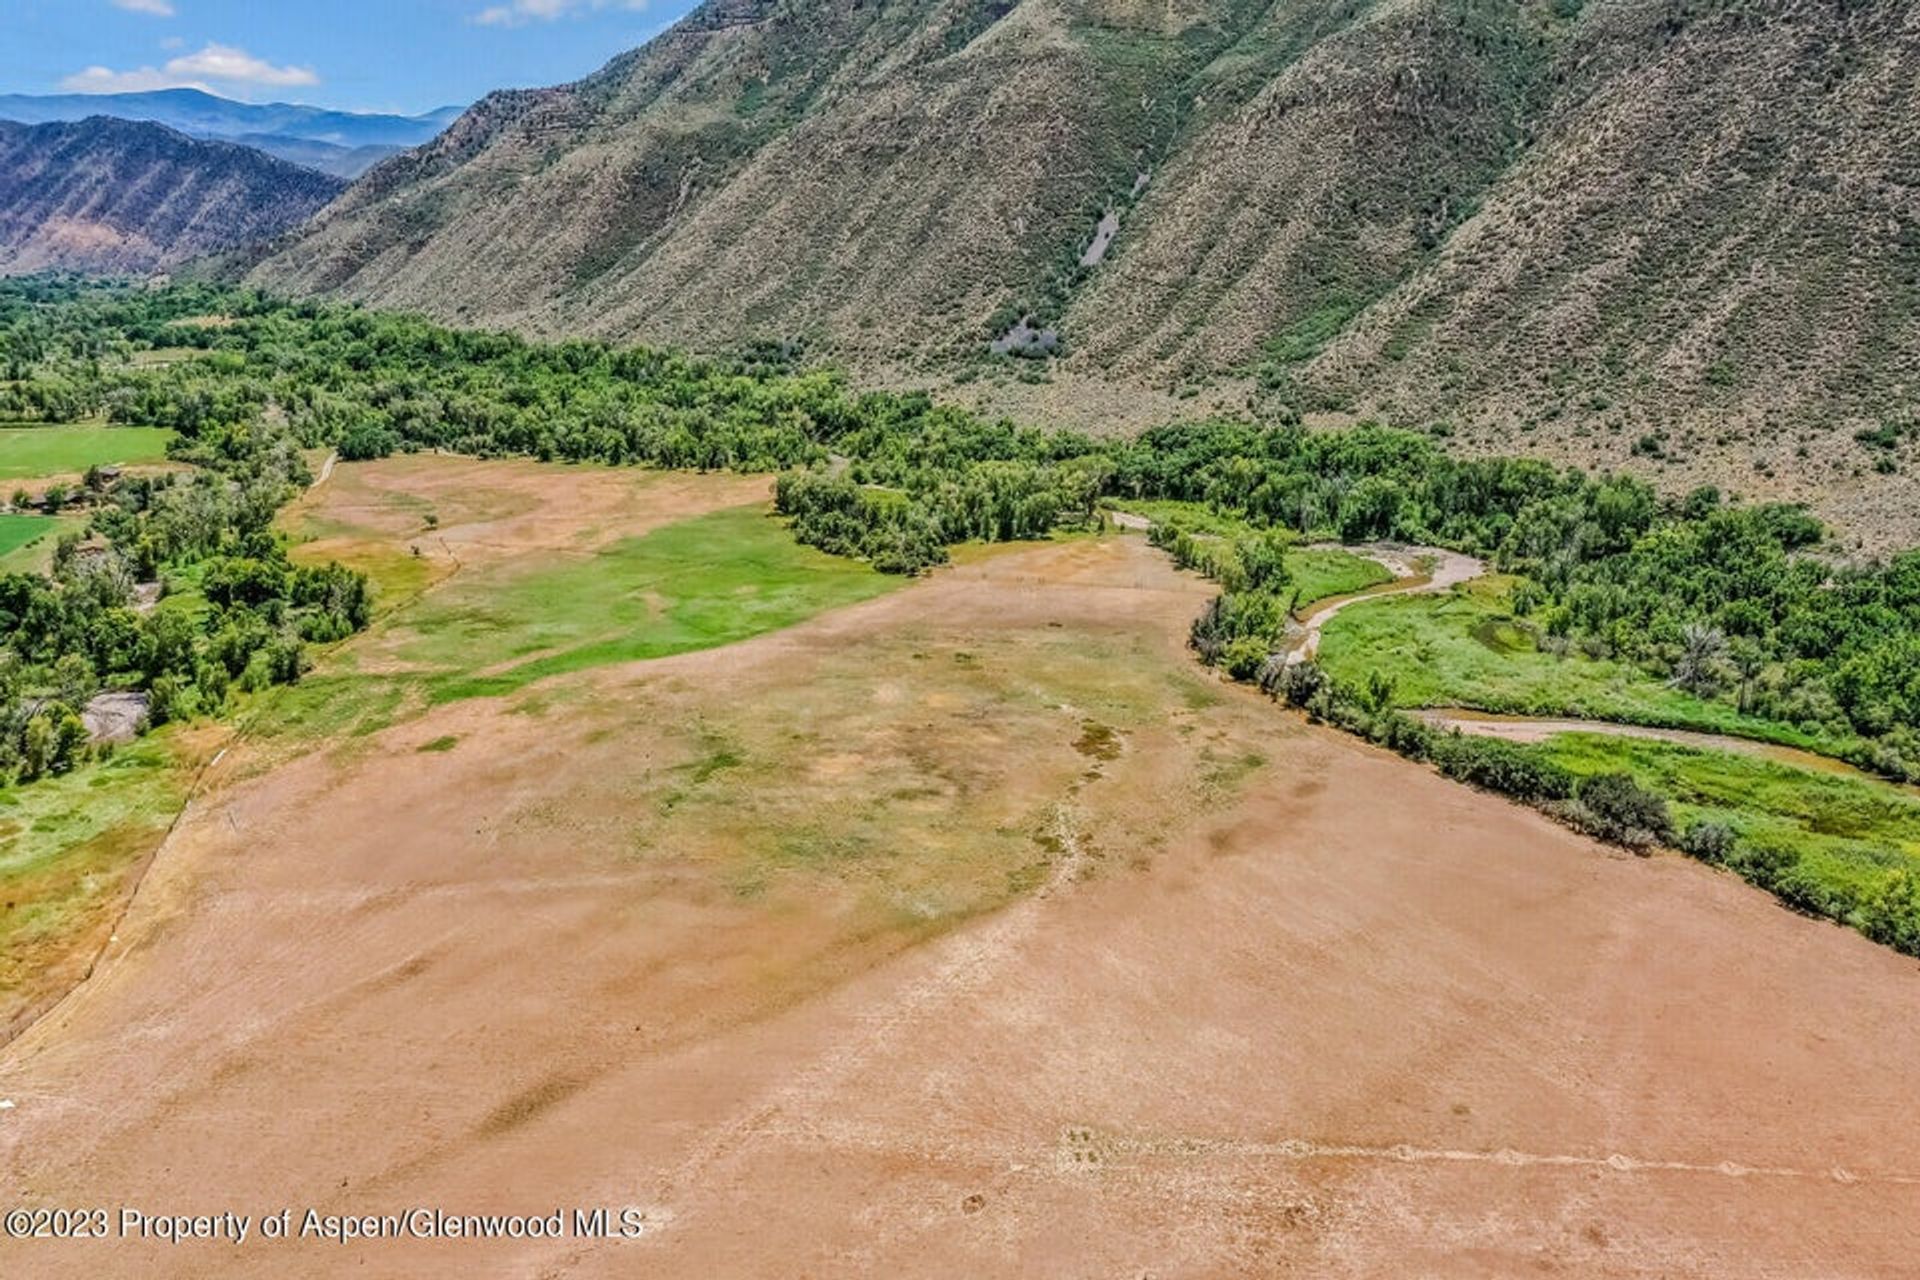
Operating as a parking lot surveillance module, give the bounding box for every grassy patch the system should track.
[1104,498,1257,537]
[1534,733,1920,907]
[1319,578,1846,753]
[389,504,898,703]
[245,674,419,749]
[0,513,83,574]
[0,424,175,482]
[291,538,439,606]
[0,513,60,562]
[1287,547,1394,606]
[0,734,195,1026]
[250,503,903,753]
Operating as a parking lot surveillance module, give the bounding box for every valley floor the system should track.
[2,468,1919,1277]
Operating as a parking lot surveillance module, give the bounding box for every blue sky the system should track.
[2,0,701,115]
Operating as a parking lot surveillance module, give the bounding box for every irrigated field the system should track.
[3,456,1920,1278]
[0,423,174,483]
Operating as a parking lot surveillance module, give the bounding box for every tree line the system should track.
[4,278,1919,787]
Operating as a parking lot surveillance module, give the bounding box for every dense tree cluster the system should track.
[6,278,1920,778]
[1,282,371,783]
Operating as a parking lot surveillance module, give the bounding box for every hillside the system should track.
[0,117,344,275]
[241,0,1920,547]
[0,88,460,148]
[225,134,403,180]
[0,89,459,179]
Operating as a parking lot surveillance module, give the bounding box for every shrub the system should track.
[1429,734,1575,801]
[1269,659,1327,708]
[337,422,399,461]
[1220,635,1270,682]
[1573,772,1673,848]
[1678,820,1736,864]
[1862,871,1920,957]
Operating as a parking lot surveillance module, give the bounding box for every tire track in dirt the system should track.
[1058,1128,1920,1187]
[668,802,1090,1191]
[1,516,471,1054]
[733,1118,1920,1189]
[541,793,1103,1267]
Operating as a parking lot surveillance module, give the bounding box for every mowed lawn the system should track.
[0,513,85,574]
[0,424,175,482]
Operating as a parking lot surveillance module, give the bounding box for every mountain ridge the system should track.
[0,117,345,276]
[0,88,460,178]
[234,0,1920,548]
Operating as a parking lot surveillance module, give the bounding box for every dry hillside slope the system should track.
[0,118,344,276]
[244,0,1920,545]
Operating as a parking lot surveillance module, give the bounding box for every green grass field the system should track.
[1318,576,1850,754]
[0,734,195,1021]
[0,513,83,574]
[255,503,903,747]
[0,424,175,482]
[395,504,900,701]
[1287,546,1393,607]
[0,513,58,558]
[1534,732,1920,912]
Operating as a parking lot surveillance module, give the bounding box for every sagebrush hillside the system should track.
[242,0,1920,547]
[0,118,344,275]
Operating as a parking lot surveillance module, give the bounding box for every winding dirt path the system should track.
[1271,546,1906,791]
[1284,542,1485,664]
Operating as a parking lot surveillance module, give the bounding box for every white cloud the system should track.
[166,43,318,86]
[111,0,176,15]
[474,0,647,28]
[60,42,320,95]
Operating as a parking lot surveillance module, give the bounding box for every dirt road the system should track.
[3,535,1919,1278]
[1286,542,1486,664]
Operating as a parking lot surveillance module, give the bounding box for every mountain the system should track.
[240,0,1920,546]
[226,134,404,180]
[0,117,345,275]
[0,89,460,178]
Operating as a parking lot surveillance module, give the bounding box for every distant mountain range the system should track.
[0,88,462,178]
[0,117,345,275]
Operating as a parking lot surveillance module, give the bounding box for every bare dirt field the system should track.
[281,452,775,597]
[3,491,1920,1277]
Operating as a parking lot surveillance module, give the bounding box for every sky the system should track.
[1,0,702,115]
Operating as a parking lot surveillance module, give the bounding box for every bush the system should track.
[337,423,399,461]
[1220,636,1270,682]
[1862,871,1920,957]
[1268,659,1327,709]
[1573,773,1673,848]
[1429,734,1575,801]
[1678,820,1736,864]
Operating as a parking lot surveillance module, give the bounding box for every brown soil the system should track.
[3,535,1919,1278]
[283,453,774,585]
